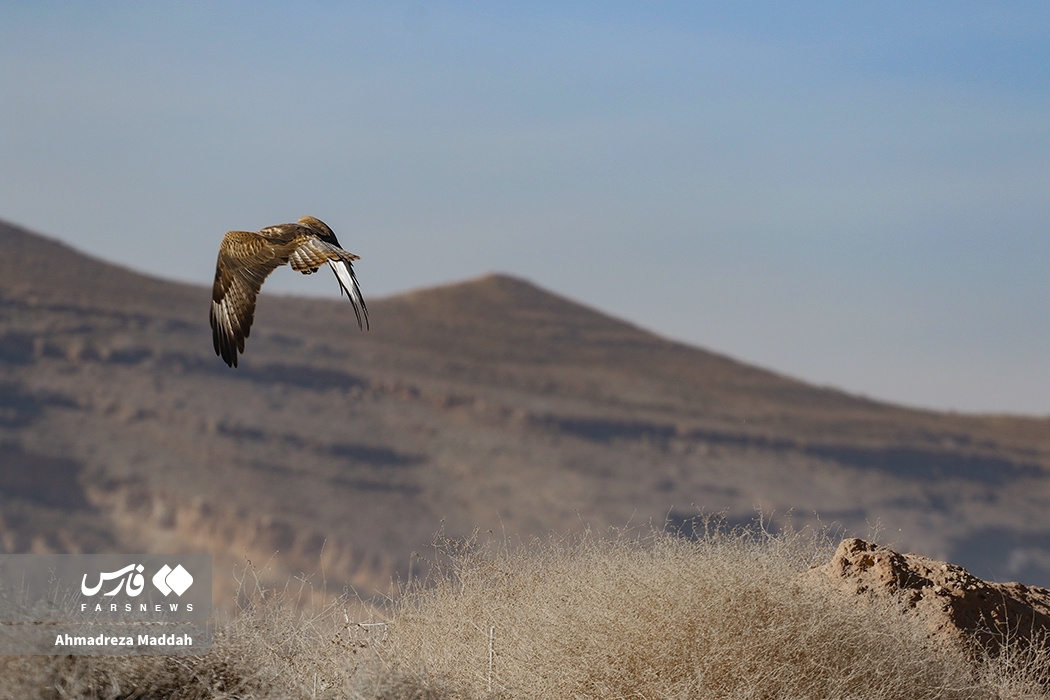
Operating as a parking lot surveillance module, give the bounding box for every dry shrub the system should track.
[3,525,1050,698]
[971,628,1050,700]
[384,524,1043,699]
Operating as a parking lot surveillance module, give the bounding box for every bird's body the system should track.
[210,216,368,367]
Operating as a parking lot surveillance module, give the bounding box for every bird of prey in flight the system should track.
[209,216,368,368]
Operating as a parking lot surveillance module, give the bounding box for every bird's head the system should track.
[298,216,335,238]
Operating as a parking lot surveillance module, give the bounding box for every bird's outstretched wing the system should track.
[286,237,370,330]
[328,257,369,330]
[209,230,286,368]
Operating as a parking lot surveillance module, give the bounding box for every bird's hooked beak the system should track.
[298,216,335,238]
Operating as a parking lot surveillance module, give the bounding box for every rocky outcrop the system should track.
[812,538,1050,657]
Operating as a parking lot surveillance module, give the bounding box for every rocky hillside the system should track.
[1,218,1050,597]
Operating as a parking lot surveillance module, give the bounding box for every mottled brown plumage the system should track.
[210,216,368,367]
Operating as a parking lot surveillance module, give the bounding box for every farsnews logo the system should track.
[81,564,146,597]
[81,563,194,598]
[152,564,193,596]
[0,553,212,655]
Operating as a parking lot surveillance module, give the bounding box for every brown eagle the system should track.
[209,216,368,367]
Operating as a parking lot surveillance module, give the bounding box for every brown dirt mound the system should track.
[812,538,1050,657]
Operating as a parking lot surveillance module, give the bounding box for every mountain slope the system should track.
[1,219,1049,595]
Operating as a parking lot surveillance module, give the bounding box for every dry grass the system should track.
[384,524,1007,699]
[3,523,1049,699]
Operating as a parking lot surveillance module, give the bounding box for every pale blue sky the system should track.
[2,3,1048,414]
